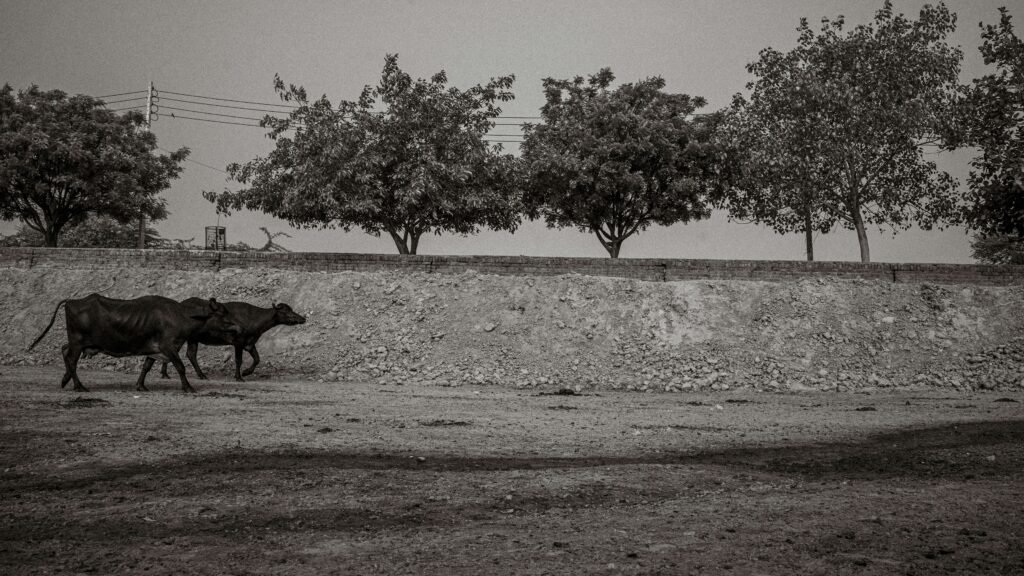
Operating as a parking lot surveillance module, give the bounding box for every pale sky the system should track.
[1,0,1019,262]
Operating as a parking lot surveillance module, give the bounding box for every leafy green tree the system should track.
[718,91,833,260]
[0,85,188,246]
[61,215,161,248]
[718,2,964,262]
[520,69,721,258]
[0,217,160,248]
[970,233,1024,265]
[206,55,521,255]
[957,8,1024,241]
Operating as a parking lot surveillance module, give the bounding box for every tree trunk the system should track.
[388,230,410,255]
[593,224,625,259]
[387,229,420,255]
[804,209,814,262]
[43,226,60,247]
[603,238,622,259]
[850,204,871,263]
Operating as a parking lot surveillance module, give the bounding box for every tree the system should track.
[718,91,834,261]
[206,55,522,255]
[520,69,721,258]
[0,85,188,246]
[61,215,162,248]
[718,2,964,262]
[0,216,160,248]
[957,8,1024,242]
[970,233,1024,264]
[258,227,291,252]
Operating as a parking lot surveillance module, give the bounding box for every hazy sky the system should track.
[1,0,1019,262]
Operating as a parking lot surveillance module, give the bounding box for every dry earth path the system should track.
[1,367,1023,575]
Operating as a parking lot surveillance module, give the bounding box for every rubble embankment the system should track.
[3,267,1022,392]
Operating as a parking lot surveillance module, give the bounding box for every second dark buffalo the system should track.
[160,299,306,381]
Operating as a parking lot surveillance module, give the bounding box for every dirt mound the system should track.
[3,267,1023,392]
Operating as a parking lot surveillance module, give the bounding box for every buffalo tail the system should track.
[27,299,69,351]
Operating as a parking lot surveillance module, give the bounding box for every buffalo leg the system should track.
[60,344,73,389]
[185,341,208,380]
[136,358,155,391]
[166,350,195,393]
[159,361,170,379]
[61,344,87,392]
[241,344,260,377]
[233,344,245,382]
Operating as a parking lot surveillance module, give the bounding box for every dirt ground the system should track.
[2,366,1023,575]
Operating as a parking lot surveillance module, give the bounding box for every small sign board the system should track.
[205,226,226,250]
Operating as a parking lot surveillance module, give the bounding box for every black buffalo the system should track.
[28,294,240,393]
[159,299,306,382]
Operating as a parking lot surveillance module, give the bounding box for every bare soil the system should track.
[2,367,1023,575]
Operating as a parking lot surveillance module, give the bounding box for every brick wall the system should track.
[1,247,1022,285]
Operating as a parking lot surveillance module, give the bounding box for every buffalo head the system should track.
[272,302,306,326]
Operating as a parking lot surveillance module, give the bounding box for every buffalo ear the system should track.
[192,298,221,319]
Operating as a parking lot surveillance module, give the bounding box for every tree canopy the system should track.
[520,69,721,258]
[206,55,522,255]
[717,1,964,262]
[956,7,1024,242]
[0,216,161,248]
[0,85,188,246]
[718,90,834,261]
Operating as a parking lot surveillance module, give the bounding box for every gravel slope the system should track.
[2,267,1022,392]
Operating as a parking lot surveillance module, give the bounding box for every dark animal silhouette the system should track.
[159,299,306,381]
[29,294,239,393]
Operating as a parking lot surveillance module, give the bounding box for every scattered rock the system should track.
[5,268,1023,394]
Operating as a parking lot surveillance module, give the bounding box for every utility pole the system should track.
[139,81,154,249]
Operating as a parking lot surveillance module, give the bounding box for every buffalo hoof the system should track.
[136,385,148,392]
[182,386,196,394]
[73,384,89,392]
[234,376,245,383]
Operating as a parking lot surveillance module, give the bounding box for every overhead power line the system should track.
[95,90,147,99]
[162,105,300,124]
[157,145,230,174]
[161,96,300,114]
[101,96,148,105]
[167,114,266,128]
[162,89,297,109]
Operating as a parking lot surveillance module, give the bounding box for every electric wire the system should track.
[162,105,299,124]
[161,96,301,114]
[156,145,230,174]
[161,90,297,109]
[101,96,148,105]
[166,114,267,128]
[95,90,147,99]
